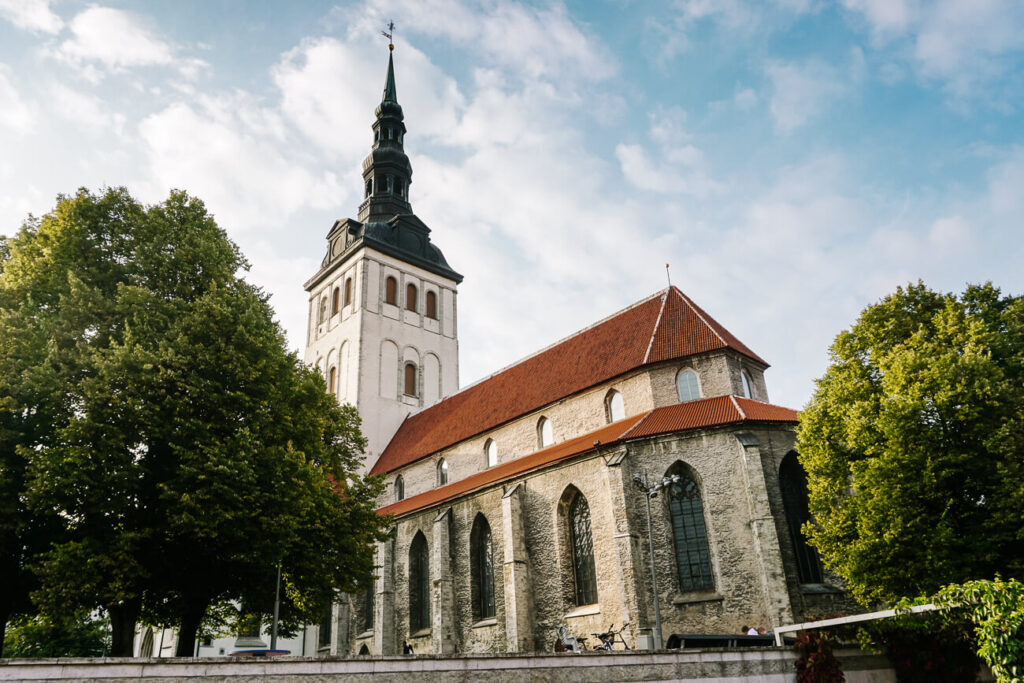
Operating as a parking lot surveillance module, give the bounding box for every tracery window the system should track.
[344,277,353,306]
[436,459,448,487]
[470,515,495,621]
[385,276,397,305]
[404,362,417,397]
[741,369,754,399]
[331,287,340,316]
[484,439,497,468]
[779,452,823,583]
[537,416,553,448]
[409,533,430,632]
[668,468,715,592]
[406,283,418,312]
[425,290,437,319]
[677,369,701,402]
[395,475,405,502]
[569,492,598,606]
[605,389,625,423]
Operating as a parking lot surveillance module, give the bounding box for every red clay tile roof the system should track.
[377,395,797,518]
[371,287,767,476]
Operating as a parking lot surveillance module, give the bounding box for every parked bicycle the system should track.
[591,623,630,651]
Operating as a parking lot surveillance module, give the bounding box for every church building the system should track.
[303,46,853,656]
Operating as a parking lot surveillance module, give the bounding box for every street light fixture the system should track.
[633,470,681,650]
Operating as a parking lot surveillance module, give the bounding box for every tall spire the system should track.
[358,38,411,223]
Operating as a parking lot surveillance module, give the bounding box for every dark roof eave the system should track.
[304,237,463,291]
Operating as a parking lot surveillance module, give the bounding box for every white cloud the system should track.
[138,95,343,233]
[765,59,847,133]
[0,0,62,34]
[988,147,1024,217]
[50,6,206,82]
[0,65,33,132]
[734,87,758,109]
[48,82,126,134]
[841,0,912,39]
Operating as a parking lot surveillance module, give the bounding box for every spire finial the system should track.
[381,21,395,52]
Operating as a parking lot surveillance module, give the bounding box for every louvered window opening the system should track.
[780,455,823,584]
[471,518,495,620]
[409,535,430,631]
[569,494,598,606]
[669,477,715,592]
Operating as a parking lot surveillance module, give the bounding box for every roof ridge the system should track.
[730,394,747,419]
[642,290,671,364]
[420,288,669,405]
[618,409,655,440]
[677,287,729,349]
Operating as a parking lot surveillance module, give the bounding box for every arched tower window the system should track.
[426,290,437,319]
[331,287,340,316]
[484,439,498,468]
[344,277,353,306]
[406,283,418,312]
[385,276,397,305]
[436,459,448,486]
[395,475,405,502]
[537,416,553,448]
[328,366,337,395]
[667,465,715,592]
[741,369,753,399]
[404,362,417,396]
[470,514,495,621]
[568,491,598,606]
[409,532,429,632]
[677,369,701,402]
[605,389,625,423]
[780,452,823,583]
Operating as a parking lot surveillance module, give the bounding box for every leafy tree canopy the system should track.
[2,614,110,659]
[1,188,390,656]
[797,281,1024,606]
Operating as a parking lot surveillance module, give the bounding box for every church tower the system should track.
[303,45,462,473]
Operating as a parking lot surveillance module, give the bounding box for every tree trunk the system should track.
[108,597,142,657]
[174,602,207,657]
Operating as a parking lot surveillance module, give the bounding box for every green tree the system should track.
[2,614,110,658]
[797,281,1024,606]
[1,188,389,656]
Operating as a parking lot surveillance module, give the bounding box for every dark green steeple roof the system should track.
[305,45,462,291]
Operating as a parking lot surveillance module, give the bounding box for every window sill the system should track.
[410,628,431,638]
[564,604,601,619]
[355,630,373,640]
[672,591,724,606]
[471,618,497,629]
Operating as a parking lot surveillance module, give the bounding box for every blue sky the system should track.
[1,0,1022,409]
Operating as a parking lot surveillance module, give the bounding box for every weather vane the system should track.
[382,21,395,51]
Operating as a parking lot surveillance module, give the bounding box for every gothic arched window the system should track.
[406,283,418,312]
[537,416,553,448]
[385,276,397,305]
[362,582,374,632]
[344,277,353,306]
[404,362,417,397]
[484,439,497,468]
[780,452,823,584]
[409,532,430,632]
[668,467,715,592]
[569,491,598,606]
[470,514,495,621]
[741,369,754,399]
[436,459,448,487]
[426,290,437,319]
[605,389,625,423]
[318,607,332,649]
[331,287,340,316]
[395,475,404,502]
[677,369,701,402]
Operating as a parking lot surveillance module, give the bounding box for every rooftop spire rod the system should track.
[381,20,395,51]
[665,263,672,288]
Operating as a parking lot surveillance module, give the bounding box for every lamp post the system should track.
[633,470,681,650]
[270,561,282,651]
